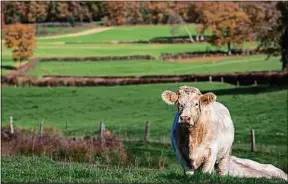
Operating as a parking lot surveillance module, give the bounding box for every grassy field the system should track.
[2,43,225,58]
[2,83,287,147]
[27,55,281,76]
[1,56,17,75]
[37,24,202,42]
[3,42,257,59]
[2,154,286,183]
[36,24,98,36]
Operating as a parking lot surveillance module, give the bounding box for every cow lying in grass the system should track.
[161,86,287,180]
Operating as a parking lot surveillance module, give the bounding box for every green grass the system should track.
[1,56,16,75]
[2,83,287,148]
[37,24,203,42]
[2,154,286,183]
[27,55,281,77]
[36,25,97,36]
[3,43,224,58]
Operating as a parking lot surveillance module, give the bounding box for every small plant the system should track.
[4,23,36,67]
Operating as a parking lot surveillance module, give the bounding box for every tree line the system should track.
[2,2,276,26]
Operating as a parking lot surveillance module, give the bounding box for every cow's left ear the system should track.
[200,92,216,105]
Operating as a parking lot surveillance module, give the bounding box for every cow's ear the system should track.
[161,90,178,105]
[200,92,216,105]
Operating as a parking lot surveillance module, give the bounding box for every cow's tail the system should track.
[228,156,287,181]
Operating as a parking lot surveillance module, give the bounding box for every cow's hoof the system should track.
[185,170,194,175]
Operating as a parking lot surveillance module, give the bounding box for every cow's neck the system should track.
[188,115,211,152]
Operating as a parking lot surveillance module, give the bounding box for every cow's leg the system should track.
[216,148,231,175]
[202,147,217,174]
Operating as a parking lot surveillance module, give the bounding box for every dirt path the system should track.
[37,27,114,40]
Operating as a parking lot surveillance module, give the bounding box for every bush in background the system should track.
[4,23,36,67]
[1,127,127,166]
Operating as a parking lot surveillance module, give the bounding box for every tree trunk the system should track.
[281,27,288,72]
[227,42,232,55]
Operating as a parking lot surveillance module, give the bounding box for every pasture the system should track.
[2,23,287,183]
[27,55,281,76]
[2,83,287,146]
[2,155,285,183]
[2,42,257,58]
[37,24,202,42]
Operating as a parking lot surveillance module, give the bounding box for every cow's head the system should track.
[161,86,216,127]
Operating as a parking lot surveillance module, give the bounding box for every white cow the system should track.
[162,85,287,180]
[162,85,234,175]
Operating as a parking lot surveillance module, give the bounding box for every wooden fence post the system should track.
[250,129,256,152]
[209,76,212,83]
[65,121,68,135]
[99,121,105,140]
[254,80,258,86]
[144,121,150,143]
[10,116,14,134]
[221,77,224,83]
[237,81,240,87]
[39,120,44,136]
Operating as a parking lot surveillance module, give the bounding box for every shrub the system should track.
[1,127,127,165]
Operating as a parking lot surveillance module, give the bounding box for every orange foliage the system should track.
[195,2,252,51]
[4,23,36,62]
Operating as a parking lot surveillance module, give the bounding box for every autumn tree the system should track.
[277,2,288,72]
[251,2,288,71]
[195,2,252,54]
[4,24,36,66]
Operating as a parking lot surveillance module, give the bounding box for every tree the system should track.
[278,2,288,71]
[4,23,36,66]
[255,2,288,71]
[26,1,49,23]
[195,2,252,54]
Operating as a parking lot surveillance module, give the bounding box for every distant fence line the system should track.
[6,117,260,153]
[15,49,271,65]
[2,71,288,87]
[160,49,270,60]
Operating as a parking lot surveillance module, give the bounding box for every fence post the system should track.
[237,81,240,87]
[39,120,44,136]
[250,129,256,152]
[254,80,258,86]
[144,121,150,143]
[65,121,68,135]
[99,121,105,140]
[10,116,14,134]
[221,77,224,83]
[209,76,212,83]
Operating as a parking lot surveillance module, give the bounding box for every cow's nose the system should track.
[180,116,191,124]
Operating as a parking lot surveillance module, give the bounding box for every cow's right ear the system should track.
[200,92,216,105]
[161,90,178,105]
